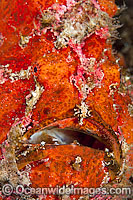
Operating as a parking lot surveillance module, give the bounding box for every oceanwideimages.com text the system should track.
[2,184,132,197]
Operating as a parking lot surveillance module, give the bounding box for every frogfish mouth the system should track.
[18,107,123,182]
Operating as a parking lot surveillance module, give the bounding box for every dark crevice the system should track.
[114,0,133,75]
[29,128,106,151]
[129,176,133,184]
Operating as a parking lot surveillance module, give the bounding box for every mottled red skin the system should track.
[0,77,35,143]
[29,145,105,187]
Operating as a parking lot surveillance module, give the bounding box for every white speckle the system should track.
[75,156,82,163]
[105,148,109,153]
[74,101,92,125]
[41,141,46,146]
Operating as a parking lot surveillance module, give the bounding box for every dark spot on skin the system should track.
[34,67,37,72]
[129,176,133,184]
[43,107,50,115]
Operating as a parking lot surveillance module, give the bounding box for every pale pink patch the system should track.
[27,126,32,130]
[70,66,88,99]
[117,126,123,135]
[1,141,9,159]
[73,68,86,85]
[66,0,77,10]
[1,147,6,154]
[33,20,41,36]
[68,39,88,65]
[41,27,49,34]
[53,30,59,37]
[26,93,32,99]
[95,27,110,39]
[91,0,100,9]
[22,112,32,127]
[57,5,67,15]
[69,39,85,50]
[55,13,60,21]
[0,68,7,84]
[12,113,39,133]
[94,65,104,86]
[52,4,67,22]
[12,113,32,129]
[69,39,104,98]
